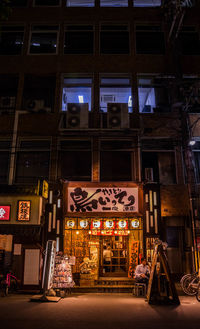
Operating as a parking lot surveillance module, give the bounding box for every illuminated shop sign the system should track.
[91,219,101,229]
[68,187,138,213]
[17,201,31,221]
[0,206,11,221]
[79,219,89,229]
[105,220,115,229]
[131,219,140,228]
[66,219,75,229]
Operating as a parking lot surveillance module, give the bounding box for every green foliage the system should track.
[0,0,11,21]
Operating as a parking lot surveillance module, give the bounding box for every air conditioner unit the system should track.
[66,103,88,129]
[101,95,115,103]
[0,96,16,109]
[145,168,154,182]
[107,103,129,129]
[25,99,51,113]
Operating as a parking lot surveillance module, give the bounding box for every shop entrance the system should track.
[100,236,128,277]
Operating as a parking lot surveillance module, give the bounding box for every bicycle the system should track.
[180,272,199,296]
[195,269,200,302]
[0,272,19,296]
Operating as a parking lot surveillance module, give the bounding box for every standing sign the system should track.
[68,187,138,212]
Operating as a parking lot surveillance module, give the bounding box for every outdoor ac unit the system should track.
[145,168,154,182]
[107,103,129,129]
[66,103,88,129]
[25,99,51,113]
[0,96,16,109]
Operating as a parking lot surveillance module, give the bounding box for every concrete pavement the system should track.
[0,293,200,329]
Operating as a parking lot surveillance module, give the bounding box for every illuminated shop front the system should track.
[63,183,146,284]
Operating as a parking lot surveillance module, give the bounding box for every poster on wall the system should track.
[68,187,138,213]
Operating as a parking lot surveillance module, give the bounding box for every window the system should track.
[100,141,132,181]
[15,141,50,184]
[64,26,94,54]
[136,26,165,54]
[100,77,132,112]
[179,27,200,55]
[100,0,128,6]
[193,143,200,183]
[23,75,56,112]
[10,0,28,7]
[62,77,92,111]
[179,76,200,113]
[34,0,60,5]
[58,140,91,181]
[142,152,176,184]
[0,141,10,184]
[100,25,129,54]
[133,0,161,6]
[138,76,170,113]
[66,0,95,6]
[0,26,24,55]
[29,25,59,54]
[0,75,18,113]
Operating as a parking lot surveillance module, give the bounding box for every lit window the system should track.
[138,76,170,113]
[64,25,94,54]
[66,0,95,6]
[100,0,128,6]
[62,77,93,111]
[100,77,132,112]
[0,26,24,55]
[29,25,59,54]
[133,0,161,7]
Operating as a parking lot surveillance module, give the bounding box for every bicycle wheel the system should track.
[196,282,200,302]
[181,274,197,295]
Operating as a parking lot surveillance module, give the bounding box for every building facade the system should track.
[0,0,200,287]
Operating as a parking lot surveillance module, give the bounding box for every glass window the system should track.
[10,0,28,6]
[58,141,91,181]
[0,26,24,55]
[34,0,61,5]
[29,25,59,54]
[23,75,56,112]
[66,0,95,6]
[64,26,94,54]
[100,77,132,112]
[62,77,93,111]
[179,27,200,55]
[138,76,170,113]
[15,141,50,184]
[136,26,165,54]
[0,75,18,113]
[100,0,128,6]
[101,151,132,181]
[100,25,129,54]
[0,141,10,184]
[133,0,161,7]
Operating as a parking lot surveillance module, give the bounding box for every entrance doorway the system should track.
[100,236,128,277]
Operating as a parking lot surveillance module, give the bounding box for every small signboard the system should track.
[17,201,31,221]
[0,206,11,221]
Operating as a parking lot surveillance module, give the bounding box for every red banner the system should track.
[0,206,11,221]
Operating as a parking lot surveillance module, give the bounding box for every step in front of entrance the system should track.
[73,285,135,293]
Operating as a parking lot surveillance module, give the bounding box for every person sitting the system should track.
[134,258,150,284]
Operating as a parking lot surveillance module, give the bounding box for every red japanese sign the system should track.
[0,206,11,221]
[17,201,31,221]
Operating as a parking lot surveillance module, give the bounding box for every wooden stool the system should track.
[132,283,147,297]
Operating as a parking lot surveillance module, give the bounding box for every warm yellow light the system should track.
[114,231,117,234]
[127,230,130,234]
[76,231,79,235]
[89,230,92,235]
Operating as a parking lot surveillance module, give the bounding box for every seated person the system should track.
[134,258,150,284]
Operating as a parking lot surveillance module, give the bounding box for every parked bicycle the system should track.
[0,271,19,296]
[180,272,199,296]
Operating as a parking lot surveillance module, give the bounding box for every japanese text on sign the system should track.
[17,201,31,221]
[68,187,138,213]
[0,206,11,221]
